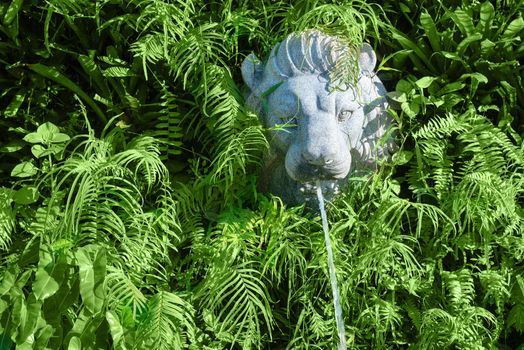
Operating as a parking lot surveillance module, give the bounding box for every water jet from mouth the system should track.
[316,180,347,350]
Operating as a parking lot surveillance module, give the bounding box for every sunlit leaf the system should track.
[13,186,39,205]
[33,268,59,301]
[76,246,106,314]
[11,162,38,177]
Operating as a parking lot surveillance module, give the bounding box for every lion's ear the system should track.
[358,43,377,73]
[242,53,263,92]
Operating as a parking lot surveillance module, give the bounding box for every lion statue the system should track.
[241,30,394,208]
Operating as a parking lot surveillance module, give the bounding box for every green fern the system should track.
[197,261,274,348]
[0,188,15,250]
[152,84,184,160]
[136,291,195,350]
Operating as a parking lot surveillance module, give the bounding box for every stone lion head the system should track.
[241,30,393,207]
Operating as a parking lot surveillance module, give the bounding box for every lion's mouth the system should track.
[287,163,350,183]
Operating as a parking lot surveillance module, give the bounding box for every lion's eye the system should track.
[338,110,352,122]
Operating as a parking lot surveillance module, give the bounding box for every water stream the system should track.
[316,180,347,350]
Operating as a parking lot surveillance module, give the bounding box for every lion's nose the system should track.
[302,149,334,166]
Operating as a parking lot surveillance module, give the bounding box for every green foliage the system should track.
[1,0,524,349]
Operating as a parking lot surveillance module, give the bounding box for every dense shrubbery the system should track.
[0,0,523,348]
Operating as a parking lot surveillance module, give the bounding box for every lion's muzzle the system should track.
[284,122,352,182]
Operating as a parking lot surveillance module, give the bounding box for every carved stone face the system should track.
[242,31,392,206]
[268,74,367,182]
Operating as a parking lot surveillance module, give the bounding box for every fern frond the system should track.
[376,196,454,238]
[451,172,523,236]
[261,202,311,292]
[131,33,168,79]
[355,233,421,286]
[152,84,184,160]
[443,269,475,309]
[418,309,457,349]
[358,297,402,334]
[113,136,168,190]
[209,125,268,194]
[137,290,195,350]
[130,0,196,78]
[478,269,511,314]
[106,266,148,319]
[134,0,194,38]
[198,261,274,348]
[169,24,229,89]
[413,113,469,140]
[46,0,96,17]
[0,188,15,250]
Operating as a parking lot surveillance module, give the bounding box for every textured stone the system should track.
[242,30,394,208]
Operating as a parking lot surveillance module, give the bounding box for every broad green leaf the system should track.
[451,10,475,36]
[457,33,482,56]
[68,336,81,350]
[3,91,25,117]
[31,144,47,158]
[0,140,25,153]
[0,268,16,296]
[420,11,440,52]
[76,246,106,314]
[13,186,39,205]
[500,81,517,108]
[11,294,25,330]
[28,64,107,124]
[441,93,463,108]
[66,308,104,349]
[437,82,465,96]
[33,268,59,301]
[17,294,42,345]
[31,143,64,158]
[15,269,34,290]
[391,30,434,73]
[415,77,437,89]
[106,311,125,348]
[34,324,54,349]
[460,73,488,97]
[502,17,524,39]
[440,51,465,63]
[399,3,411,14]
[401,101,419,118]
[396,79,412,93]
[3,0,23,25]
[0,299,7,314]
[44,261,78,316]
[392,150,414,165]
[477,1,494,33]
[23,132,44,144]
[24,122,57,144]
[36,122,59,135]
[480,39,496,56]
[50,132,70,143]
[387,91,407,103]
[24,122,70,145]
[11,162,38,177]
[78,54,111,97]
